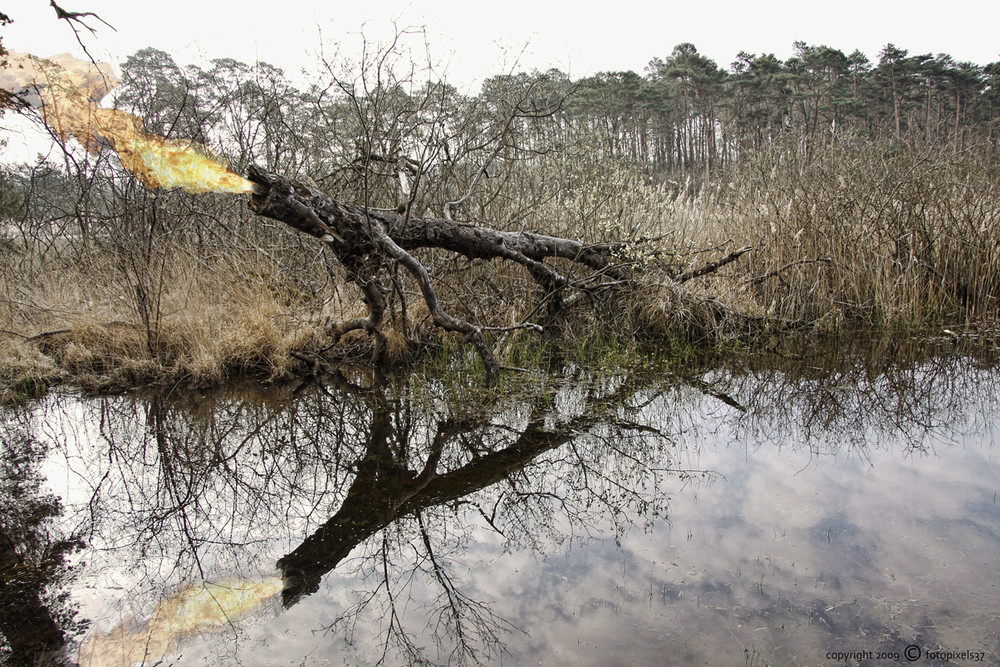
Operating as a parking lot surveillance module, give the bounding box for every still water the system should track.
[2,345,999,666]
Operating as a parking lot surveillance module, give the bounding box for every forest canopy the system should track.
[6,38,999,178]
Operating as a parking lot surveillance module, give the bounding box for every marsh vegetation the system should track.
[1,38,999,397]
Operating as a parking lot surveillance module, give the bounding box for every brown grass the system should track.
[719,139,1000,327]
[2,137,998,396]
[0,243,331,394]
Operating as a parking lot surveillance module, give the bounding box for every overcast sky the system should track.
[2,0,998,163]
[5,0,1000,88]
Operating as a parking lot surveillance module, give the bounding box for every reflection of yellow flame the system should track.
[77,577,283,667]
[0,52,256,194]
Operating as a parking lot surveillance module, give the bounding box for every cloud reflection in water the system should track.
[2,347,998,666]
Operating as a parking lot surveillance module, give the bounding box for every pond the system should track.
[2,341,999,666]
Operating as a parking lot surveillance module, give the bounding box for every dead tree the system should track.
[247,166,631,376]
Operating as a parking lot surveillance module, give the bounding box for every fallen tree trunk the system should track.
[247,165,631,376]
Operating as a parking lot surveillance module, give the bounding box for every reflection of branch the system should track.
[278,373,649,609]
[379,534,423,665]
[277,395,454,606]
[680,375,747,412]
[417,512,519,662]
[276,411,567,606]
[462,495,507,536]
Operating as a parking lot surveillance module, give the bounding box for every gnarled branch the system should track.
[246,165,630,376]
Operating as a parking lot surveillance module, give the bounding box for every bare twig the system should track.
[49,0,116,62]
[676,246,753,283]
[749,257,833,285]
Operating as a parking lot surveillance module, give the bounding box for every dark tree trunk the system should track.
[276,370,636,607]
[246,166,629,376]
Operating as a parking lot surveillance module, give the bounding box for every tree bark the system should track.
[246,165,629,376]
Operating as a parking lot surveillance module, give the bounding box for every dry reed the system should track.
[2,136,998,396]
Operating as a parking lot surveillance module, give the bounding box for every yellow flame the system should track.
[1,51,255,194]
[77,576,283,667]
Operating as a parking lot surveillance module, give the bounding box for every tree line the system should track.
[3,38,997,225]
[9,39,995,189]
[568,41,1000,172]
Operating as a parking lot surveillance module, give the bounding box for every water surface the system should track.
[2,346,999,666]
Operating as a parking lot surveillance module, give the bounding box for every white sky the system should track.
[2,0,999,162]
[5,0,1000,86]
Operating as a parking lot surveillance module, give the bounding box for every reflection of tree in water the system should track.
[39,368,691,664]
[708,335,1000,450]
[19,336,996,665]
[0,422,84,666]
[663,338,1000,665]
[273,371,706,663]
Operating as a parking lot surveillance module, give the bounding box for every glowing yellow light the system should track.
[77,577,283,667]
[1,51,256,194]
[111,126,257,194]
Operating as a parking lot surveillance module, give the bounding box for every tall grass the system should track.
[721,138,1000,327]
[448,135,1000,346]
[2,136,999,395]
[0,238,331,398]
